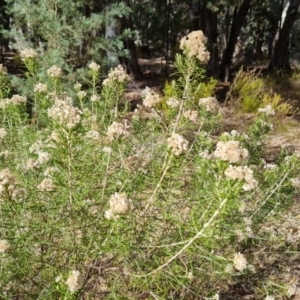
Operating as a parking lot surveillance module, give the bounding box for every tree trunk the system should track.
[121,0,143,80]
[269,0,300,71]
[105,13,120,67]
[219,0,251,81]
[189,0,201,31]
[200,0,219,78]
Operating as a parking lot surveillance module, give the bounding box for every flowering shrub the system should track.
[0,36,298,299]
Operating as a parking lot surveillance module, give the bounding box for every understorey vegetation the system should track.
[0,31,299,300]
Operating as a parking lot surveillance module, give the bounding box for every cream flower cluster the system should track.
[43,167,59,178]
[36,151,51,165]
[0,128,7,139]
[47,65,62,78]
[90,94,100,102]
[102,65,129,85]
[214,140,249,163]
[37,178,56,191]
[225,165,258,191]
[106,120,132,140]
[29,140,44,153]
[180,30,210,63]
[258,104,275,116]
[11,94,27,105]
[133,105,158,120]
[0,168,16,193]
[89,61,100,72]
[77,91,87,98]
[141,87,160,108]
[66,270,81,293]
[34,83,47,93]
[198,97,221,114]
[166,97,180,108]
[86,130,100,140]
[105,192,132,220]
[0,64,7,74]
[0,239,9,253]
[74,81,82,90]
[183,110,198,123]
[37,166,59,191]
[167,133,189,155]
[47,97,82,129]
[0,95,27,108]
[0,168,25,199]
[291,177,300,189]
[20,48,37,60]
[233,252,247,271]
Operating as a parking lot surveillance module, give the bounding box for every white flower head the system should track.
[258,105,275,116]
[133,105,158,120]
[224,165,258,191]
[47,97,82,128]
[74,82,82,90]
[0,239,9,253]
[167,133,189,155]
[86,130,100,140]
[44,167,59,178]
[37,178,55,191]
[0,64,7,74]
[105,192,132,220]
[0,128,7,139]
[102,146,112,153]
[0,168,17,186]
[141,87,160,108]
[10,94,27,105]
[34,83,47,93]
[37,151,51,164]
[77,91,87,98]
[66,270,81,293]
[89,61,100,72]
[90,94,99,102]
[199,97,221,114]
[183,110,198,123]
[214,140,249,163]
[47,65,62,78]
[107,120,132,140]
[29,140,44,154]
[291,177,300,189]
[233,252,247,272]
[103,65,129,85]
[264,296,275,300]
[166,97,180,108]
[20,48,37,60]
[180,31,210,63]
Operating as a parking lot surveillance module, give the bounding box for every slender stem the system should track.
[135,197,228,277]
[145,152,173,210]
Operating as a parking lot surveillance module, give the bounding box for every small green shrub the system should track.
[0,34,298,299]
[226,68,292,115]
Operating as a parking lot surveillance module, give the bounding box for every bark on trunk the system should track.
[269,0,300,71]
[200,0,219,78]
[122,0,143,80]
[189,0,201,31]
[219,0,251,81]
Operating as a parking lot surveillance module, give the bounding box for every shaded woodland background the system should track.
[1,0,300,83]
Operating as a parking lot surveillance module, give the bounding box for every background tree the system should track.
[3,0,300,81]
[269,0,300,71]
[4,0,131,69]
